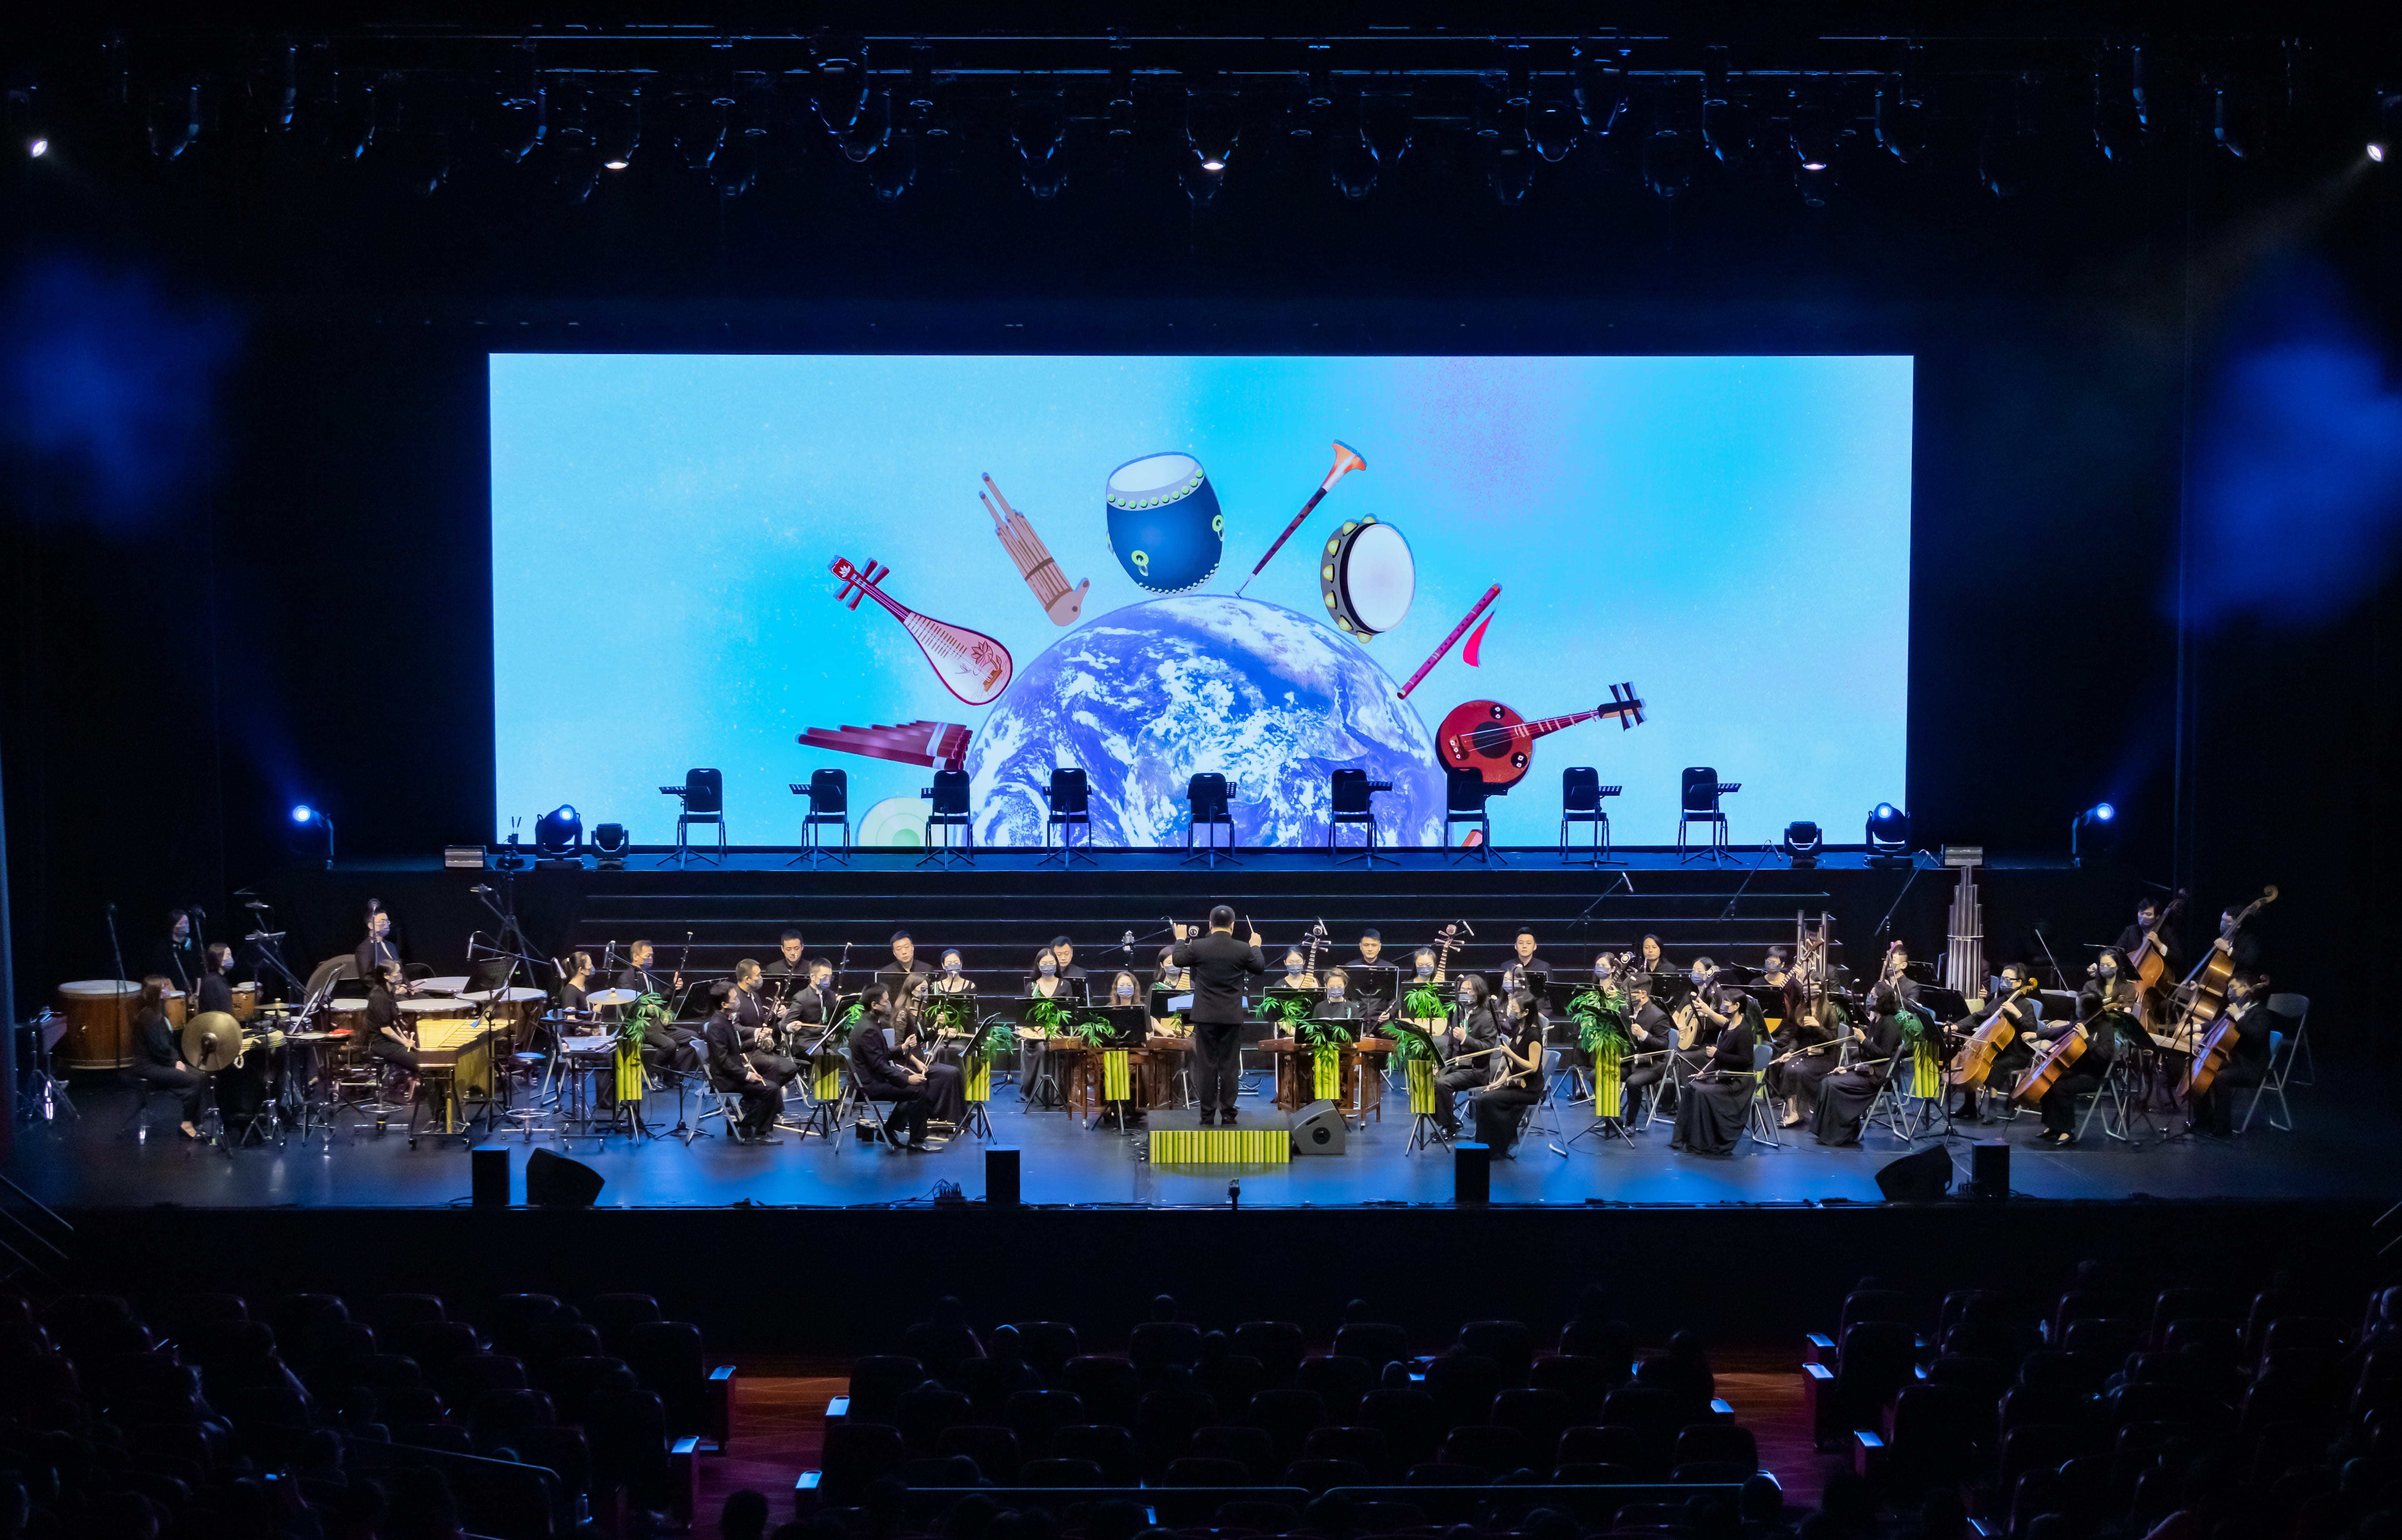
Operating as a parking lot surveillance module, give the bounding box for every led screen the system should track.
[492,354,1911,848]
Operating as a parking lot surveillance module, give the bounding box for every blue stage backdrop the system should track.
[491,355,1913,849]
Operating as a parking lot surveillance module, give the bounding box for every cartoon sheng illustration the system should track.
[1318,517,1416,640]
[828,557,1015,706]
[982,474,1089,626]
[1104,452,1224,594]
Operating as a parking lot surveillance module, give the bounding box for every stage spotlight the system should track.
[28,137,45,157]
[1701,48,1748,168]
[1875,52,1927,163]
[1186,89,1240,175]
[1782,820,1823,869]
[1363,90,1415,165]
[1866,803,1911,865]
[591,823,629,871]
[2373,142,2388,163]
[149,83,201,161]
[287,804,336,867]
[1329,125,1378,199]
[1012,91,1069,200]
[534,804,583,858]
[1529,100,1579,162]
[2071,801,2118,866]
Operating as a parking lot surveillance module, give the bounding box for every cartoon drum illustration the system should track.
[1319,517,1416,639]
[1105,452,1224,594]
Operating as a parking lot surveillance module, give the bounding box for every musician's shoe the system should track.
[1779,1112,1806,1129]
[1197,1111,1216,1125]
[1220,1109,1238,1123]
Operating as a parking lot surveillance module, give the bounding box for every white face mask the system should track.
[1415,963,1432,979]
[1327,986,1345,1002]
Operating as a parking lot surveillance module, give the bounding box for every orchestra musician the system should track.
[1672,989,1760,1156]
[132,975,205,1139]
[1811,983,1906,1146]
[785,959,838,1031]
[1106,970,1144,1008]
[1045,935,1090,1002]
[618,941,700,1071]
[2039,950,2132,1145]
[1947,962,2041,1120]
[1171,906,1267,1126]
[2214,906,2263,977]
[1631,934,1668,984]
[1501,929,1551,999]
[1277,948,1321,992]
[1432,974,1501,1136]
[852,983,935,1150]
[1349,930,1399,1012]
[1154,941,1193,998]
[150,909,202,993]
[727,961,800,1095]
[1767,991,1843,1128]
[877,931,934,999]
[365,962,419,1076]
[1471,988,1547,1155]
[1023,947,1068,1105]
[557,953,594,1017]
[2188,972,2275,1139]
[354,903,401,984]
[1624,979,1676,1113]
[763,929,809,983]
[196,944,236,1017]
[931,948,975,996]
[702,989,781,1144]
[2117,898,2185,981]
[1315,968,1362,1023]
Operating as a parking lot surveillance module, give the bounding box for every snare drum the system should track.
[1319,517,1416,639]
[230,982,260,1022]
[56,980,140,1071]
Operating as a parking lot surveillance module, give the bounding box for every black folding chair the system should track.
[1328,769,1395,866]
[789,769,850,867]
[659,769,725,868]
[1040,767,1095,867]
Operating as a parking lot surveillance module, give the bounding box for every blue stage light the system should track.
[1865,803,1911,862]
[534,804,583,859]
[291,803,312,823]
[2094,802,2115,821]
[286,803,335,866]
[2072,801,2120,865]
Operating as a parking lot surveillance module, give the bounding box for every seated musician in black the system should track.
[763,929,808,983]
[1044,935,1090,1003]
[196,944,236,1017]
[2190,973,2275,1139]
[1500,929,1551,1001]
[1471,988,1547,1155]
[2040,951,2132,1145]
[1767,992,1843,1128]
[1811,984,1906,1146]
[891,975,965,1130]
[1673,990,1760,1156]
[877,931,934,1001]
[1624,980,1677,1112]
[132,974,205,1139]
[1315,967,1365,1024]
[728,960,799,1093]
[558,952,594,1018]
[702,990,781,1143]
[365,962,420,1077]
[1349,930,1399,1015]
[354,904,401,985]
[618,941,700,1071]
[851,983,934,1150]
[1432,974,1500,1136]
[1947,962,2040,1120]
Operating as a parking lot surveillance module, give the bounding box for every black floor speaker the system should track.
[1454,1142,1492,1205]
[1291,1100,1346,1156]
[1971,1140,2010,1200]
[525,1147,606,1208]
[1874,1143,1954,1202]
[986,1147,1021,1207]
[471,1146,509,1207]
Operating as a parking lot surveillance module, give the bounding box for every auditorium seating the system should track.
[0,1287,731,1540]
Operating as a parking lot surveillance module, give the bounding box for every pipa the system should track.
[830,557,1015,706]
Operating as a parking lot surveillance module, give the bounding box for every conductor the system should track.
[1172,904,1267,1126]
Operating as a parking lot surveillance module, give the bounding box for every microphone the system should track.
[466,930,481,964]
[1457,919,1476,937]
[189,906,208,921]
[469,884,493,896]
[1121,930,1135,956]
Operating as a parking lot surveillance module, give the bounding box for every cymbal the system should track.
[585,988,638,1006]
[181,1011,246,1073]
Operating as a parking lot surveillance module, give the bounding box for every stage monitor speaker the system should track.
[471,1146,509,1207]
[1971,1140,2010,1201]
[526,1147,605,1208]
[1875,1144,1953,1203]
[1454,1142,1492,1205]
[987,1148,1021,1207]
[1292,1101,1346,1156]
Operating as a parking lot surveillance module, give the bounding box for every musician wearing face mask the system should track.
[1315,968,1363,1023]
[2116,898,2184,982]
[616,942,700,1072]
[931,948,975,996]
[1947,962,2041,1121]
[353,905,401,989]
[2188,972,2275,1139]
[154,910,203,993]
[852,983,935,1149]
[2032,949,2130,1145]
[889,977,966,1132]
[1624,981,1677,1113]
[703,989,783,1144]
[1767,992,1844,1128]
[1155,934,1195,998]
[1046,936,1090,1003]
[728,960,801,1095]
[1470,988,1547,1155]
[195,944,237,1017]
[1811,983,1906,1146]
[1432,974,1501,1137]
[1279,948,1321,992]
[1672,989,1761,1156]
[557,953,594,1018]
[1021,948,1067,1105]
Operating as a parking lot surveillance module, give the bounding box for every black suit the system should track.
[616,967,699,1071]
[1434,1001,1501,1133]
[354,938,400,983]
[876,960,933,1001]
[703,1009,780,1136]
[1172,930,1267,1117]
[852,1010,930,1143]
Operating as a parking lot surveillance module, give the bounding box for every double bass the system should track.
[2127,891,2187,1035]
[2176,886,2279,1098]
[1949,974,2041,1090]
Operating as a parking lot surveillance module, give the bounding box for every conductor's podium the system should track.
[1146,1108,1293,1165]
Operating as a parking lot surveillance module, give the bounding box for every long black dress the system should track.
[1671,1018,1758,1156]
[1767,1003,1842,1121]
[1811,1011,1902,1146]
[1471,1017,1546,1152]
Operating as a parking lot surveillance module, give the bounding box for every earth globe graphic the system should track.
[965,595,1446,849]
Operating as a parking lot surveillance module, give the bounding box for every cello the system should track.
[2175,886,2279,1098]
[2127,891,2186,1035]
[1949,974,2041,1090]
